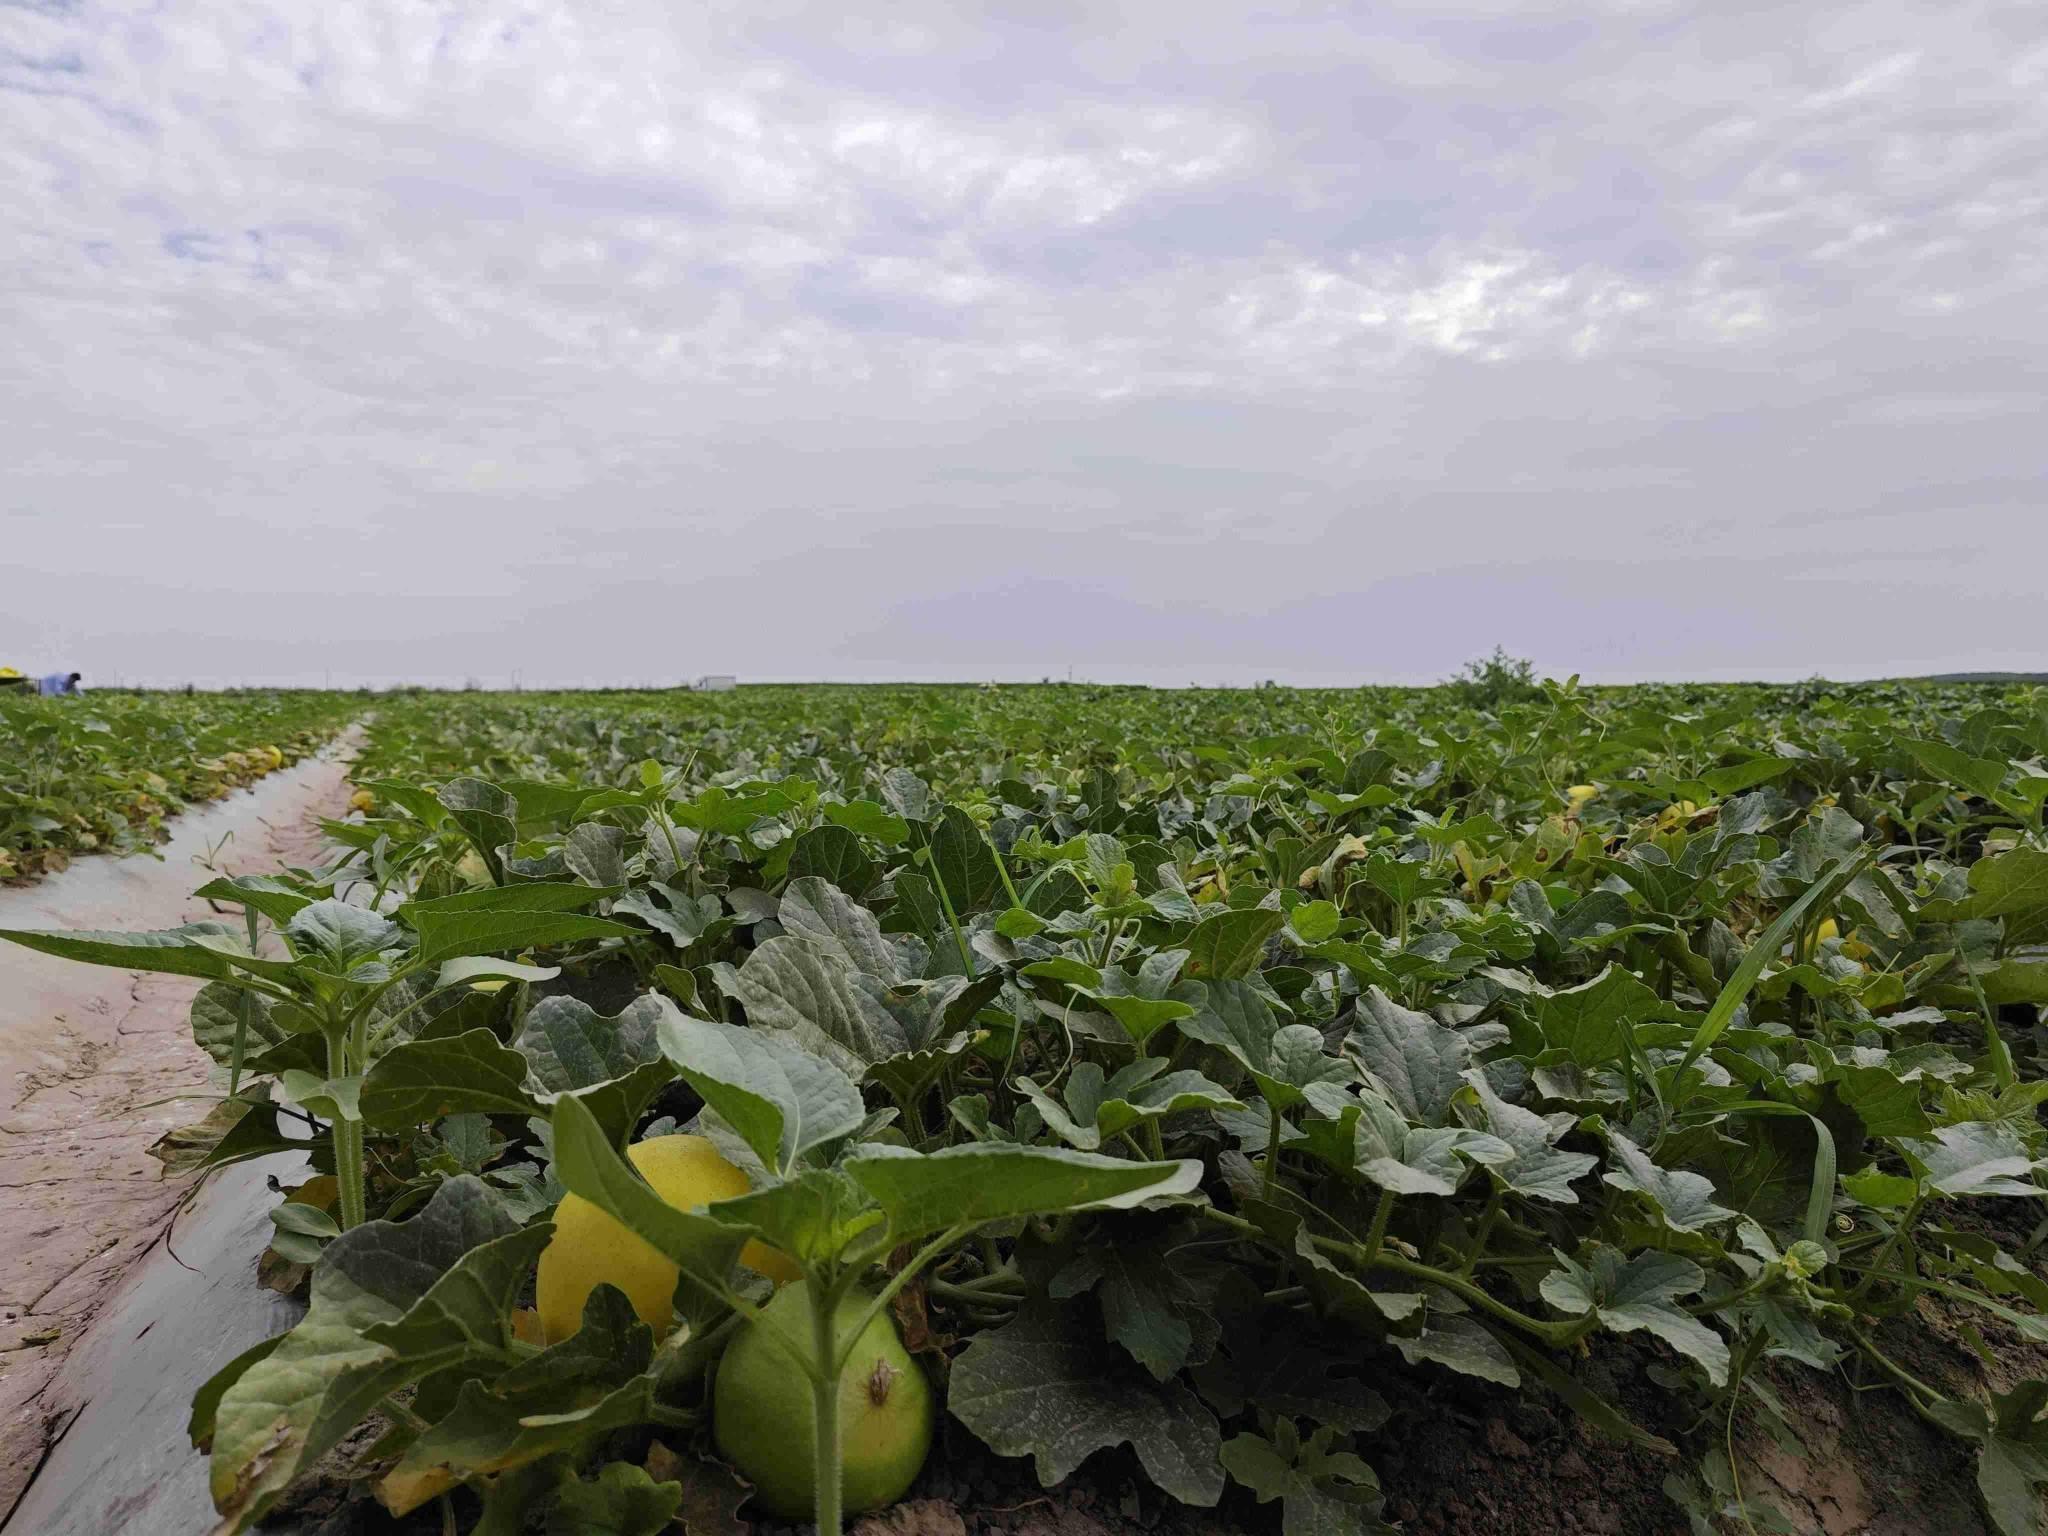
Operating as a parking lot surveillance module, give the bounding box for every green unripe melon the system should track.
[713,1282,934,1518]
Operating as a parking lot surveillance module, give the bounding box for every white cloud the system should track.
[0,0,2043,685]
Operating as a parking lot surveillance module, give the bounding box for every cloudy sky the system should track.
[3,1,2043,687]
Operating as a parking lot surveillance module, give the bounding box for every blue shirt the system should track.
[36,673,79,697]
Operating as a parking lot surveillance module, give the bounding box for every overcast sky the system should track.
[3,2,2043,688]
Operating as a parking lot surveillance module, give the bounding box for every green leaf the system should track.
[1530,965,1658,1068]
[821,798,912,846]
[562,822,628,888]
[1052,1238,1221,1381]
[928,804,1003,911]
[655,1008,864,1176]
[1183,980,1353,1111]
[787,824,878,896]
[399,882,614,919]
[843,1142,1202,1244]
[1902,1122,2048,1198]
[286,900,404,971]
[1289,901,1342,944]
[1603,1132,1736,1232]
[1673,856,1868,1082]
[358,1029,536,1128]
[1923,848,2048,950]
[375,1290,657,1514]
[1220,1421,1389,1536]
[1346,988,1470,1125]
[436,954,560,987]
[1019,1060,1242,1153]
[1298,1093,1509,1197]
[547,1461,684,1536]
[403,907,636,966]
[949,1302,1225,1506]
[1464,1071,1596,1203]
[1842,1166,1921,1208]
[190,983,291,1069]
[716,934,960,1072]
[281,1069,362,1123]
[358,780,451,828]
[193,874,316,925]
[207,1178,541,1532]
[515,994,676,1148]
[1390,1315,1518,1386]
[1540,1246,1729,1386]
[0,921,286,981]
[703,1167,884,1267]
[778,876,902,977]
[1903,739,2032,821]
[1185,907,1286,980]
[440,777,519,883]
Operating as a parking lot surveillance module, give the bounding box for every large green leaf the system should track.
[516,994,676,1147]
[1530,965,1657,1068]
[1463,1071,1596,1203]
[842,1142,1202,1244]
[715,934,946,1070]
[1902,1122,2048,1198]
[1923,848,2048,950]
[440,777,519,883]
[0,921,290,980]
[949,1302,1225,1506]
[404,907,637,965]
[1185,907,1286,980]
[927,805,1003,912]
[358,1028,536,1127]
[1602,1132,1736,1232]
[1345,989,1470,1125]
[1019,1059,1242,1152]
[1181,980,1353,1112]
[207,1178,541,1531]
[1051,1236,1222,1381]
[655,1008,864,1176]
[1540,1246,1728,1386]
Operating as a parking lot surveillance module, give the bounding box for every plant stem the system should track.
[327,1023,367,1231]
[1196,1205,1576,1346]
[1260,1100,1283,1199]
[1459,1185,1504,1277]
[809,1279,844,1536]
[1358,1187,1396,1269]
[1849,1195,1927,1304]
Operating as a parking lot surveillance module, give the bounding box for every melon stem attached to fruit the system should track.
[810,1276,846,1536]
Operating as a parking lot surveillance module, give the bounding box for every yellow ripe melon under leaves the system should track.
[714,1282,934,1518]
[1566,783,1601,809]
[349,788,376,813]
[535,1135,796,1344]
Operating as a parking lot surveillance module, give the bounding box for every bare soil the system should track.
[0,731,361,1522]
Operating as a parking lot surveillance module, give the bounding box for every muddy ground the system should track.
[0,731,362,1522]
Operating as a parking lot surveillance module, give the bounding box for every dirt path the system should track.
[0,727,362,1520]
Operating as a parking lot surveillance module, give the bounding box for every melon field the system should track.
[8,677,2048,1536]
[0,689,356,882]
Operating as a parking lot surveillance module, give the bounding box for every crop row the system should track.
[7,677,2047,1535]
